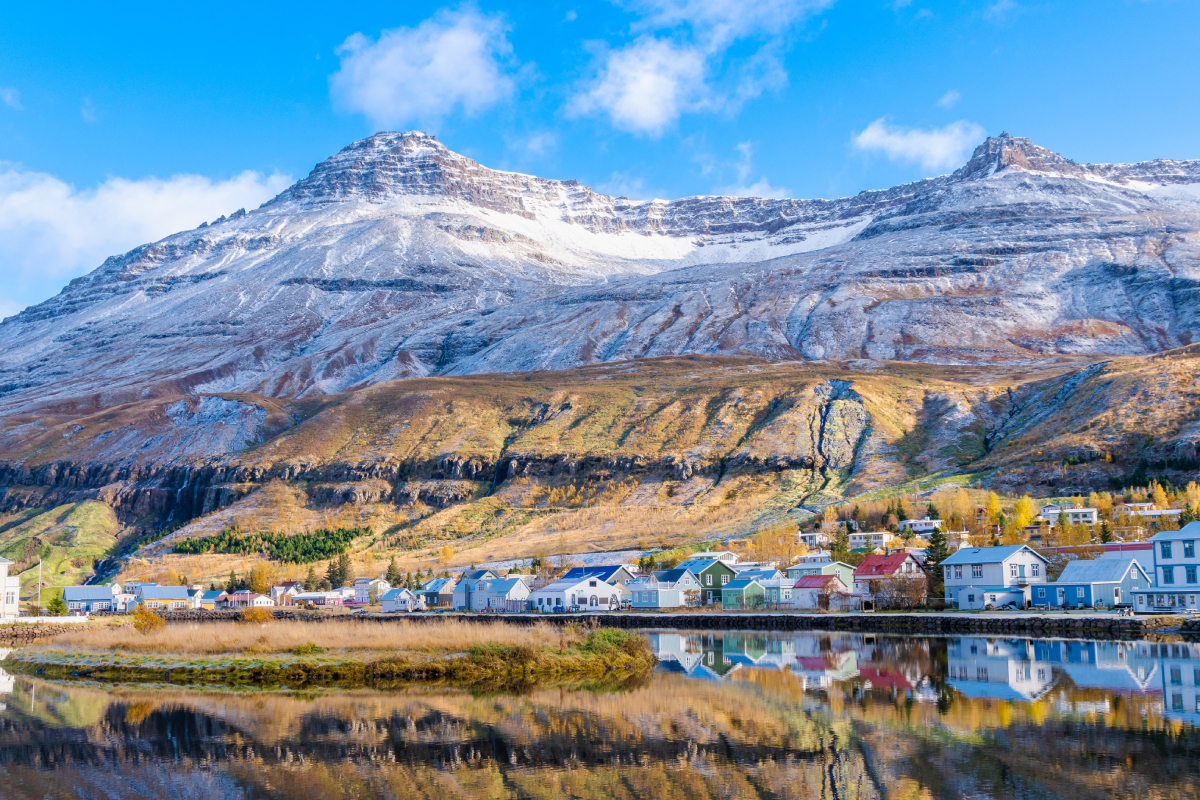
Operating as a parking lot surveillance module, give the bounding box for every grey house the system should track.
[1034,558,1152,608]
[62,586,116,614]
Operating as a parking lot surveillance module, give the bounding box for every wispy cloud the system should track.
[716,141,790,197]
[572,0,834,135]
[984,0,1019,21]
[0,87,20,111]
[936,89,961,108]
[0,167,291,316]
[330,6,516,130]
[80,97,97,123]
[852,118,985,172]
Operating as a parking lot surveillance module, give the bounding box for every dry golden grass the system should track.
[41,618,574,658]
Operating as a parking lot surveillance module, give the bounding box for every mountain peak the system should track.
[954,132,1081,179]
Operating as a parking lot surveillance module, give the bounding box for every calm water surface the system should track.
[2,631,1199,799]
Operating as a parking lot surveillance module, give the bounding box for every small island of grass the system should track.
[2,614,656,691]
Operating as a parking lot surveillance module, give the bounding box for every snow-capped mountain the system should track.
[2,131,1198,413]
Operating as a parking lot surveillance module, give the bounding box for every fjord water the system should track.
[2,632,1198,799]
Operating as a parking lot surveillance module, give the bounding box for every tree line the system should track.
[175,526,365,563]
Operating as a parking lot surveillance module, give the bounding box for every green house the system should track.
[678,559,738,605]
[721,578,765,611]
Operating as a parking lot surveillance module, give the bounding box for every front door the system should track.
[1114,587,1121,605]
[1056,588,1065,606]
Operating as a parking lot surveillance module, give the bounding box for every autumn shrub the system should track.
[132,605,165,635]
[239,607,275,624]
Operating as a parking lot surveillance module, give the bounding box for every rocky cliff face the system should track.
[1,132,1198,419]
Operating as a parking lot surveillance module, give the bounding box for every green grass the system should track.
[0,502,121,596]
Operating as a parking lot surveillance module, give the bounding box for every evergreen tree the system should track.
[1181,505,1196,527]
[1099,521,1113,543]
[386,557,402,586]
[325,559,340,589]
[923,528,953,597]
[926,502,940,520]
[226,570,238,593]
[831,525,851,561]
[304,564,317,591]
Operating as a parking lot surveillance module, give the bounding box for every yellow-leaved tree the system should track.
[1153,483,1169,510]
[1014,495,1038,529]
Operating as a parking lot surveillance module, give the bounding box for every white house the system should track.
[528,575,623,612]
[1131,522,1200,612]
[381,588,426,612]
[228,590,274,608]
[689,551,740,566]
[452,570,500,610]
[940,545,1049,609]
[1038,505,1099,526]
[0,558,19,618]
[848,531,900,550]
[796,551,834,564]
[292,591,344,606]
[269,583,301,606]
[478,577,531,611]
[628,568,699,609]
[791,574,853,610]
[798,531,831,549]
[354,577,391,605]
[900,517,942,535]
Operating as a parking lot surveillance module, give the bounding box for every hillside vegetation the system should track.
[0,351,1197,587]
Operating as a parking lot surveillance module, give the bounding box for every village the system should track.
[5,497,1194,622]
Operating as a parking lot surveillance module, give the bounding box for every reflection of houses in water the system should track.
[947,638,1055,701]
[793,652,860,689]
[652,632,872,684]
[1134,641,1200,726]
[0,648,12,710]
[1033,640,1160,695]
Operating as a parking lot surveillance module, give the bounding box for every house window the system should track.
[945,567,951,578]
[1188,567,1198,584]
[977,668,988,681]
[1172,694,1184,711]
[721,575,730,585]
[955,566,963,579]
[1038,588,1046,598]
[1076,587,1085,599]
[1162,542,1173,559]
[589,580,597,587]
[1186,541,1196,559]
[706,574,712,586]
[1194,668,1200,686]
[1164,567,1176,585]
[1010,564,1018,578]
[967,594,975,603]
[1031,564,1040,577]
[972,565,983,578]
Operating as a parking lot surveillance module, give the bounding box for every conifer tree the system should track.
[386,557,402,585]
[226,570,238,593]
[304,564,317,591]
[923,528,953,597]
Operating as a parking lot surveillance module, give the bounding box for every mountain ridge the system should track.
[0,131,1198,417]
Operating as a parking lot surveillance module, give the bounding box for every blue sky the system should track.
[1,0,1197,314]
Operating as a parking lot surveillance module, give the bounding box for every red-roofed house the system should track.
[853,552,923,594]
[792,574,851,610]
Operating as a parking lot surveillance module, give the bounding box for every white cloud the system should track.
[0,87,20,110]
[0,167,291,316]
[80,97,97,123]
[852,118,986,172]
[985,0,1018,20]
[716,141,790,197]
[629,0,834,46]
[570,37,710,136]
[936,89,961,108]
[329,7,515,130]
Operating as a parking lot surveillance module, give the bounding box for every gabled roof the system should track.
[62,586,116,602]
[793,575,844,589]
[736,568,782,580]
[941,545,1047,566]
[561,565,633,583]
[140,586,189,600]
[0,556,13,566]
[1149,522,1200,541]
[656,567,696,584]
[381,587,416,600]
[723,578,761,590]
[202,590,228,600]
[422,577,456,592]
[531,575,621,594]
[677,559,730,573]
[458,569,498,581]
[485,577,528,595]
[854,553,917,577]
[1056,558,1148,585]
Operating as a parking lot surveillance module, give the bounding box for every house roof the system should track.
[789,561,852,571]
[0,556,12,566]
[561,565,631,583]
[677,559,729,573]
[458,569,497,581]
[656,567,696,584]
[422,578,456,592]
[532,576,620,594]
[62,586,116,602]
[1149,522,1200,541]
[941,545,1047,566]
[140,586,189,600]
[381,588,416,600]
[854,553,916,577]
[723,578,761,591]
[486,577,528,595]
[1055,558,1147,585]
[202,590,227,600]
[793,575,844,589]
[736,568,782,580]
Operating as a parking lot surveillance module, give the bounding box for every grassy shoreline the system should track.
[1,618,656,691]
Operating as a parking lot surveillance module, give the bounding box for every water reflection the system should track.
[2,631,1199,799]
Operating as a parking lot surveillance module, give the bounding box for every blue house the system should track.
[1033,557,1152,608]
[62,585,116,614]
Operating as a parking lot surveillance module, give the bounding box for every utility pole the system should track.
[37,559,42,614]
